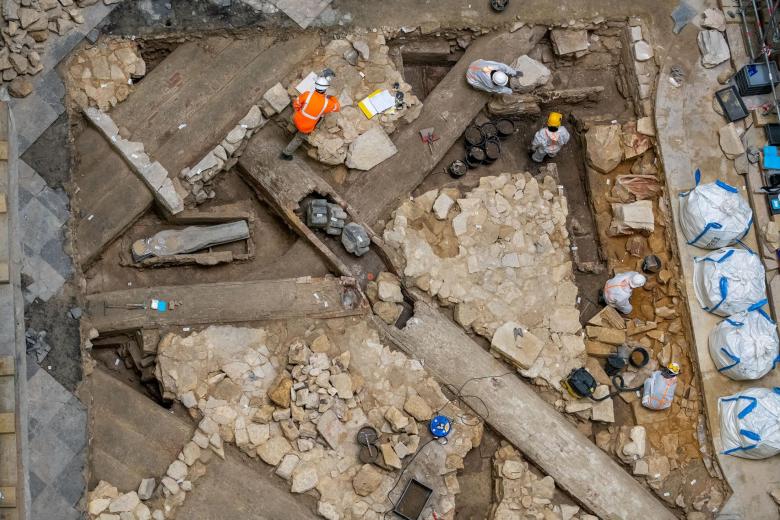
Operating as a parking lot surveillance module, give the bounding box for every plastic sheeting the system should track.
[709,307,780,380]
[679,170,753,249]
[719,387,780,459]
[693,248,767,316]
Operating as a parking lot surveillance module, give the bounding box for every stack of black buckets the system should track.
[449,119,515,178]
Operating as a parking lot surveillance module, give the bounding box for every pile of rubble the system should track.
[288,33,421,169]
[87,440,211,520]
[65,38,146,110]
[179,105,267,204]
[491,444,593,520]
[383,170,586,388]
[2,0,119,96]
[153,319,481,519]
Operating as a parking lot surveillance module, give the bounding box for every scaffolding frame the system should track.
[738,0,780,116]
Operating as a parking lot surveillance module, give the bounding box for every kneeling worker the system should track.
[281,74,340,160]
[603,271,646,315]
[531,112,570,162]
[465,59,518,95]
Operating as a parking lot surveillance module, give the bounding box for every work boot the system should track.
[280,152,293,161]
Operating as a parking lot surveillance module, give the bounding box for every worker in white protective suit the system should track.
[642,362,680,410]
[465,59,518,95]
[530,112,571,162]
[603,271,647,314]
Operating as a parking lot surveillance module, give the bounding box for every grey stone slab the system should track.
[10,87,63,154]
[28,470,46,502]
[19,198,64,255]
[30,424,76,484]
[37,186,69,223]
[30,482,81,520]
[272,0,331,28]
[48,396,86,454]
[19,160,46,196]
[53,446,87,507]
[27,369,71,426]
[39,237,72,279]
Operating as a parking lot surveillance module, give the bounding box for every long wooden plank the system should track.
[377,299,675,520]
[0,486,15,508]
[343,27,546,225]
[85,277,368,332]
[74,34,320,268]
[151,34,319,174]
[238,124,404,277]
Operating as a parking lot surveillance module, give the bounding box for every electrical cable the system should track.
[381,370,516,517]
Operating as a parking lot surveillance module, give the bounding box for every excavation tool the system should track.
[96,301,147,316]
[562,346,648,401]
[419,127,439,155]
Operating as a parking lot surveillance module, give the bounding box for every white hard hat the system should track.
[630,273,647,288]
[314,75,330,92]
[491,70,509,87]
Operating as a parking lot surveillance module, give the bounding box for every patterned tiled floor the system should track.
[18,160,71,303]
[27,365,86,520]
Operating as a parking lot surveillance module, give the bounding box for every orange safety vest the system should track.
[292,91,340,134]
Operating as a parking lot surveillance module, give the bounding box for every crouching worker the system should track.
[642,363,680,410]
[603,271,646,315]
[281,74,340,160]
[465,59,518,95]
[530,112,570,163]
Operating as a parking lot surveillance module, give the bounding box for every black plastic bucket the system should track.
[464,125,484,148]
[629,347,650,369]
[496,118,515,139]
[484,139,501,163]
[448,160,468,178]
[480,122,498,141]
[465,147,486,168]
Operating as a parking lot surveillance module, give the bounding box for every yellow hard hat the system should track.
[667,362,680,375]
[547,112,563,127]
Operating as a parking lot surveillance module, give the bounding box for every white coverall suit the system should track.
[604,271,641,314]
[465,59,517,95]
[531,126,570,162]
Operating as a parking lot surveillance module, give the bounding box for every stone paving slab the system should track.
[272,0,332,28]
[26,366,86,520]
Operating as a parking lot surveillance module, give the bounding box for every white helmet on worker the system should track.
[314,75,331,93]
[491,70,509,87]
[629,273,647,288]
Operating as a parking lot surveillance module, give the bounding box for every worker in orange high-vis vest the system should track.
[281,74,340,160]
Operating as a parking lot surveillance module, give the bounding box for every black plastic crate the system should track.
[736,62,780,96]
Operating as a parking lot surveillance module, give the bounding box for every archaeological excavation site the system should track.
[4,0,780,519]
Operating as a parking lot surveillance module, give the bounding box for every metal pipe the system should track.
[750,0,780,118]
[740,0,758,60]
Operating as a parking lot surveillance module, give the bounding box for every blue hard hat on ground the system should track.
[429,415,451,438]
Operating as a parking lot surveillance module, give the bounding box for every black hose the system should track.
[590,374,644,402]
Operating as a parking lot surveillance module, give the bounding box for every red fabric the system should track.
[292,91,340,134]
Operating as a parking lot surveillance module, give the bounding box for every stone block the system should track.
[490,322,545,369]
[263,83,291,114]
[550,29,590,56]
[346,127,397,171]
[585,326,626,345]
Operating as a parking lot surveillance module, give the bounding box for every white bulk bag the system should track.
[709,307,780,380]
[693,248,766,316]
[680,170,753,249]
[719,387,780,459]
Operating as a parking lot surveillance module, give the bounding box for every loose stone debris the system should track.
[149,319,482,519]
[384,170,586,388]
[288,33,421,168]
[491,444,589,520]
[65,38,146,110]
